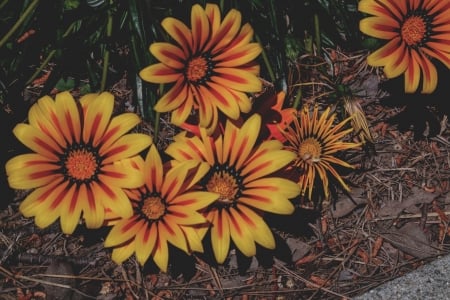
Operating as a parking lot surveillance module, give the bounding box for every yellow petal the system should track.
[13,124,61,160]
[139,63,182,84]
[153,225,170,272]
[161,17,193,56]
[104,216,145,247]
[228,207,256,257]
[237,205,275,249]
[150,42,186,69]
[111,240,136,264]
[212,68,262,93]
[191,4,210,52]
[135,224,158,265]
[55,91,82,144]
[210,209,231,264]
[5,154,60,189]
[82,92,114,147]
[100,113,145,151]
[100,133,152,164]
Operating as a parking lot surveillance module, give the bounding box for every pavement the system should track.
[354,254,450,300]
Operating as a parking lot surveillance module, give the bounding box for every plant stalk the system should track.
[0,0,40,48]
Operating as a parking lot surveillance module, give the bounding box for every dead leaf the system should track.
[378,187,436,217]
[380,223,441,259]
[330,187,367,218]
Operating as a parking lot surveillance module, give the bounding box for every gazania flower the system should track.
[5,92,152,234]
[104,145,218,272]
[281,105,361,201]
[359,0,450,93]
[166,114,300,264]
[140,3,262,133]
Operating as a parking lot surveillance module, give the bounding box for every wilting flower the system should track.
[359,0,450,93]
[5,92,152,234]
[166,114,300,264]
[281,105,361,201]
[104,145,218,272]
[140,3,262,133]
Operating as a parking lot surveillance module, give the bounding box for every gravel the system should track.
[354,254,450,300]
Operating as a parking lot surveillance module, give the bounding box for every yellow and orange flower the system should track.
[140,3,262,133]
[104,145,218,272]
[166,114,300,264]
[5,92,152,234]
[359,0,450,93]
[281,105,361,201]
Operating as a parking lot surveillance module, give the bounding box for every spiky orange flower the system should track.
[5,92,152,234]
[281,105,361,201]
[104,145,218,272]
[166,114,300,263]
[359,0,450,93]
[139,3,262,133]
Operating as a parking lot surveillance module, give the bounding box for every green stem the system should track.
[255,34,276,83]
[292,87,302,110]
[0,0,9,11]
[25,22,76,85]
[153,84,164,145]
[0,0,40,48]
[313,13,321,56]
[100,1,114,92]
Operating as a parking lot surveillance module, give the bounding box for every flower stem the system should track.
[100,1,114,92]
[0,0,40,48]
[255,34,275,83]
[153,84,164,145]
[313,13,321,56]
[292,88,302,110]
[25,22,77,86]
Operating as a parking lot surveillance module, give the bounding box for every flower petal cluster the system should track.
[281,105,361,200]
[166,114,300,263]
[6,92,152,234]
[140,3,262,133]
[104,145,218,272]
[359,0,450,93]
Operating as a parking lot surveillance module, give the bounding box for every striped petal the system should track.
[104,216,145,247]
[228,207,255,257]
[100,133,152,164]
[191,4,210,52]
[100,113,145,151]
[154,77,190,113]
[150,42,186,69]
[91,181,133,219]
[237,204,275,249]
[82,92,114,147]
[161,17,193,56]
[55,91,82,144]
[139,63,182,84]
[135,224,158,266]
[13,124,61,160]
[6,154,60,189]
[210,209,231,264]
[212,68,262,92]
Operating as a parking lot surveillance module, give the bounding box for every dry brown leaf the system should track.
[378,187,436,217]
[380,223,441,259]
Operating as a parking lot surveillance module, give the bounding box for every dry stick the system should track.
[307,238,362,300]
[273,262,346,299]
[0,265,95,299]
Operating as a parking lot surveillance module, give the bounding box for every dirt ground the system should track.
[1,49,449,300]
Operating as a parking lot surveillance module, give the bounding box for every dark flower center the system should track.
[62,144,101,184]
[401,10,432,48]
[204,165,244,207]
[185,53,213,84]
[298,138,322,164]
[141,195,166,220]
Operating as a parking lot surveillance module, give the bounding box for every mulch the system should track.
[1,48,449,300]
